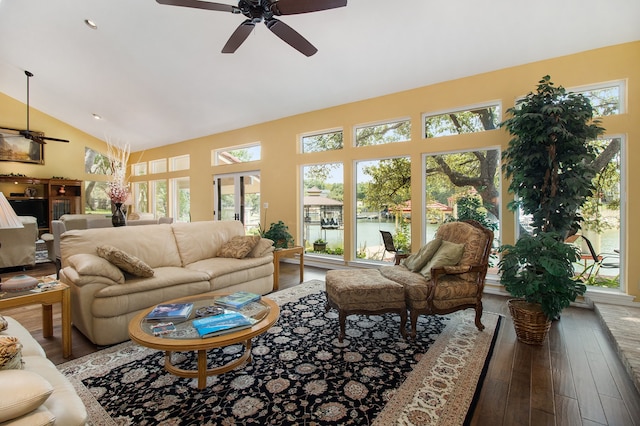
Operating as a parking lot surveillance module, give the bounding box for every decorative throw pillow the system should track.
[0,370,54,423]
[0,315,7,332]
[218,235,261,259]
[419,240,465,279]
[402,238,442,272]
[0,336,23,370]
[247,238,275,258]
[67,253,125,284]
[96,245,155,278]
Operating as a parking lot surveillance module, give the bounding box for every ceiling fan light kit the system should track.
[156,0,347,56]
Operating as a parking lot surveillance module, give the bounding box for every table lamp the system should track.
[0,192,24,273]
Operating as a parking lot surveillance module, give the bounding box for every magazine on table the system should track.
[214,291,261,309]
[192,310,257,338]
[146,302,194,321]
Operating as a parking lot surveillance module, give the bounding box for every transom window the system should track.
[423,103,501,138]
[571,80,625,116]
[301,130,343,153]
[213,143,261,166]
[355,119,411,146]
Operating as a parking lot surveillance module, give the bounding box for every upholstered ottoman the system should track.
[325,269,407,342]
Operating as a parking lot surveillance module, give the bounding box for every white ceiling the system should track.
[0,0,638,151]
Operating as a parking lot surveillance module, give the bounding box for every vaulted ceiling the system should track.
[0,0,638,151]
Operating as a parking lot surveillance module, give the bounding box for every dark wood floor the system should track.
[2,261,640,425]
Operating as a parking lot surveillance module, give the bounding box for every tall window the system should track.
[133,182,149,213]
[171,177,190,222]
[424,149,500,263]
[572,137,623,289]
[301,130,343,153]
[355,119,411,146]
[151,180,167,217]
[356,157,411,261]
[302,163,343,257]
[424,103,501,138]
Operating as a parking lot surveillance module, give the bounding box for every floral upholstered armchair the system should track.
[379,220,493,337]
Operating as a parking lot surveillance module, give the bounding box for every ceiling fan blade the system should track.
[0,126,24,133]
[156,0,237,12]
[266,19,317,56]
[41,136,70,143]
[222,20,255,53]
[271,0,347,15]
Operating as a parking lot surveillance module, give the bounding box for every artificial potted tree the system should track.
[499,75,605,344]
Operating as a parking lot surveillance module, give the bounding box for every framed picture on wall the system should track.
[0,129,44,164]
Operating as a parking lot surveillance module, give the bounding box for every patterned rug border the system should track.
[59,280,501,425]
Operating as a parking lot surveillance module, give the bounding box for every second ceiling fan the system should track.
[156,0,347,56]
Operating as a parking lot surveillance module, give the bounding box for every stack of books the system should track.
[146,303,194,321]
[214,291,261,309]
[192,311,257,338]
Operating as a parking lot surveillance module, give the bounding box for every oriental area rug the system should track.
[59,280,501,425]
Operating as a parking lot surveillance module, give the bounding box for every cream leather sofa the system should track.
[59,220,275,346]
[0,316,87,425]
[0,216,38,269]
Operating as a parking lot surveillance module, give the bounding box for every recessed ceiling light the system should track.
[84,19,98,30]
[92,113,102,120]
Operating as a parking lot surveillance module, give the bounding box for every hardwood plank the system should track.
[504,343,532,425]
[530,408,555,426]
[554,394,582,426]
[601,394,634,426]
[530,340,555,415]
[563,323,609,424]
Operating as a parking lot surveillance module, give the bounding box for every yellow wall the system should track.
[1,41,638,297]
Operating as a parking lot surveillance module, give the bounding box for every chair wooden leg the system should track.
[410,310,419,339]
[475,303,485,331]
[399,309,408,339]
[338,310,346,342]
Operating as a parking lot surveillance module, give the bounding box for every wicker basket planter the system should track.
[507,299,551,345]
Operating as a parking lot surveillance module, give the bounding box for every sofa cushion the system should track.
[172,220,245,266]
[97,245,155,278]
[0,336,23,370]
[3,405,56,426]
[419,240,465,279]
[218,235,261,259]
[67,253,125,284]
[402,238,442,272]
[0,369,53,423]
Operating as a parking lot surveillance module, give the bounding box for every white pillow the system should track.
[0,370,54,423]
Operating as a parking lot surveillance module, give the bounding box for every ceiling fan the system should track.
[156,0,347,56]
[0,70,70,144]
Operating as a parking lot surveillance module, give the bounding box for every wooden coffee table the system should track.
[128,292,279,389]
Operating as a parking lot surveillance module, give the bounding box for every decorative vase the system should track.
[112,202,127,227]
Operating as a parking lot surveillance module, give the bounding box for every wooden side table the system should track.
[0,282,72,358]
[272,246,304,291]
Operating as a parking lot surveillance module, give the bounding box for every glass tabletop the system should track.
[139,295,271,340]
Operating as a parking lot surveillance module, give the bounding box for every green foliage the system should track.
[261,221,294,249]
[446,195,497,231]
[362,158,411,210]
[499,233,586,320]
[313,238,326,244]
[501,75,605,236]
[393,221,411,252]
